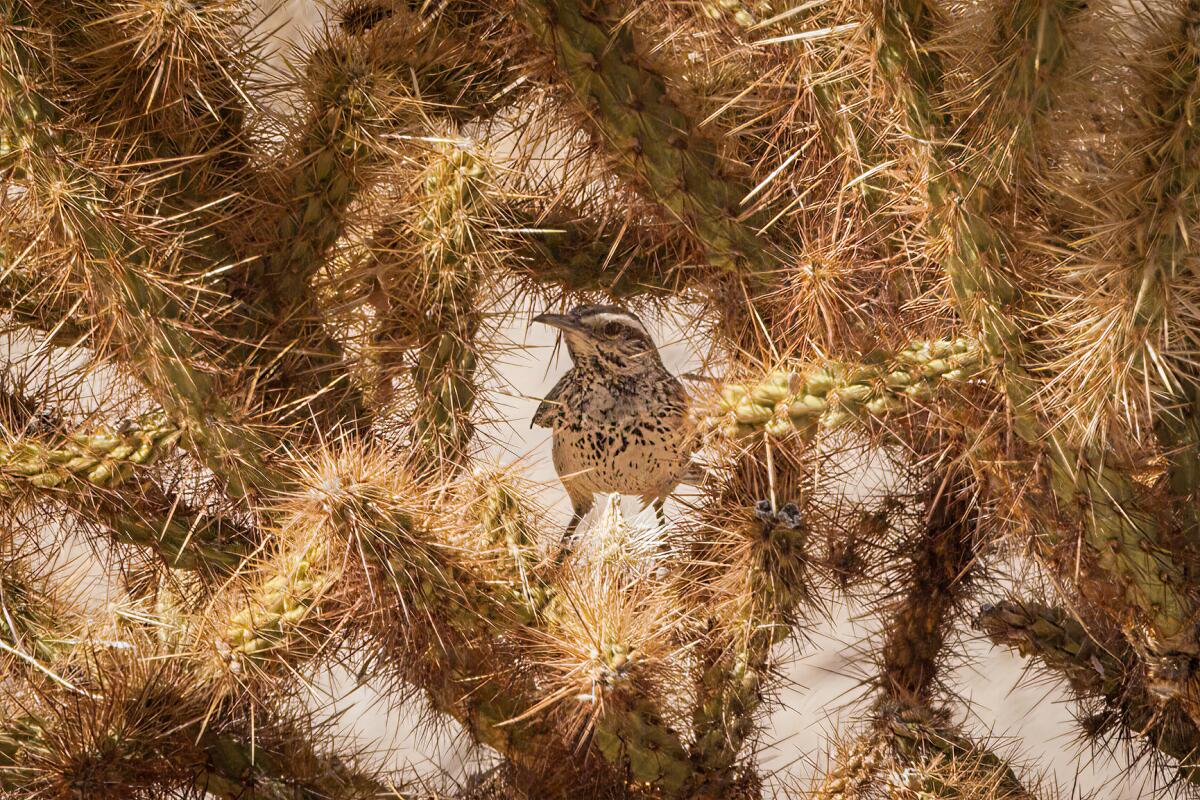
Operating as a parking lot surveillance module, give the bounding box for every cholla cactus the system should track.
[3,0,1200,796]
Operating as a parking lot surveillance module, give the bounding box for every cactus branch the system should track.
[514,0,776,279]
[872,0,1196,648]
[979,600,1200,785]
[386,145,490,469]
[878,468,978,707]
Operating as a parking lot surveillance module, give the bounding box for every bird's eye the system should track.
[602,321,623,337]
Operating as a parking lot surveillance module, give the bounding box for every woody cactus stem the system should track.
[235,26,397,434]
[87,486,254,572]
[0,266,90,346]
[783,2,893,208]
[0,0,52,174]
[407,146,488,470]
[0,564,73,666]
[692,647,763,794]
[239,11,513,433]
[0,391,254,570]
[873,0,1195,647]
[979,0,1086,182]
[0,716,41,792]
[30,0,252,195]
[0,712,391,799]
[878,470,978,707]
[253,9,514,310]
[254,39,395,310]
[704,337,983,439]
[515,0,774,277]
[593,699,693,795]
[811,81,890,207]
[690,497,809,795]
[875,0,1085,428]
[1044,440,1192,644]
[872,0,1039,427]
[812,735,885,800]
[212,469,573,782]
[54,184,280,501]
[978,600,1200,785]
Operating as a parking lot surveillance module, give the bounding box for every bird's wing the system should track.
[532,373,570,429]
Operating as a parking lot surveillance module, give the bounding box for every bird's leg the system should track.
[652,497,673,577]
[554,503,588,566]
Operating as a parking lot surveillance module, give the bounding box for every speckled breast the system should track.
[551,414,689,500]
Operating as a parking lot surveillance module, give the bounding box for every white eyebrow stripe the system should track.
[585,312,648,334]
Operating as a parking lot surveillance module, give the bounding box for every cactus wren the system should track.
[532,305,691,554]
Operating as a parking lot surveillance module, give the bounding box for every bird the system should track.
[532,304,692,559]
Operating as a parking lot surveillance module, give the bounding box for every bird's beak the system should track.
[532,312,586,334]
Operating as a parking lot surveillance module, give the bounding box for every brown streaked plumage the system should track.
[533,305,692,558]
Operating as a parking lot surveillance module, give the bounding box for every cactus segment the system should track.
[977,601,1125,696]
[878,473,977,707]
[216,542,335,675]
[0,410,253,569]
[979,599,1200,786]
[704,337,982,439]
[593,700,693,794]
[515,0,774,278]
[507,211,682,297]
[1,414,179,493]
[407,146,489,469]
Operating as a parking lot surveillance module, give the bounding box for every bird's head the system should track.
[533,305,663,372]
